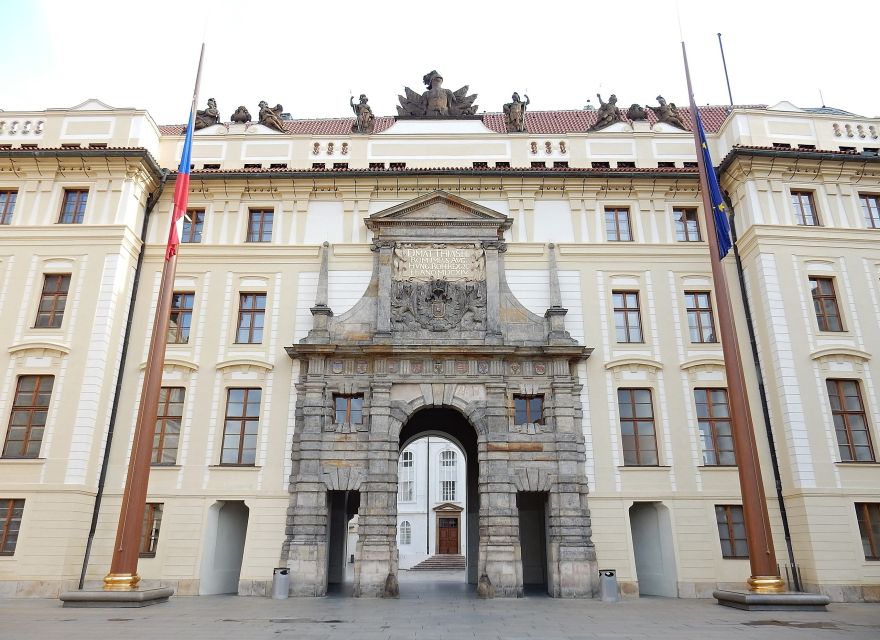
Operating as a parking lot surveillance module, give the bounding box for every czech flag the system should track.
[166,107,195,260]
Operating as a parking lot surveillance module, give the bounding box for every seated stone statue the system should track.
[194,98,221,130]
[626,103,647,121]
[258,101,285,132]
[651,96,687,130]
[230,106,252,123]
[590,93,623,131]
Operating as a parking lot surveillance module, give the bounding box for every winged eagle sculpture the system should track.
[397,70,479,117]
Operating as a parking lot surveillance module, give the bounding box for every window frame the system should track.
[2,375,54,459]
[673,207,702,242]
[440,450,457,501]
[513,394,545,425]
[617,388,659,466]
[58,188,89,224]
[826,379,875,462]
[182,209,205,243]
[399,520,412,546]
[855,502,880,560]
[334,394,364,425]
[604,207,633,242]
[809,276,844,332]
[235,292,266,344]
[695,388,735,466]
[859,193,880,229]
[791,190,821,226]
[0,498,24,555]
[139,502,163,557]
[0,189,17,224]
[716,504,749,559]
[684,291,717,343]
[34,273,71,329]
[246,208,274,243]
[168,291,195,344]
[398,450,415,502]
[220,387,261,466]
[612,290,644,343]
[152,386,185,465]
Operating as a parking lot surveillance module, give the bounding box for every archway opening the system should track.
[398,407,479,594]
[199,500,249,595]
[327,489,360,595]
[629,501,678,597]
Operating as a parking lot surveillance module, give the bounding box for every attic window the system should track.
[495,162,510,168]
[839,146,856,152]
[244,163,262,169]
[203,163,220,170]
[553,161,569,168]
[389,162,406,169]
[617,161,635,168]
[89,143,108,149]
[683,162,698,168]
[61,143,81,149]
[270,163,288,169]
[658,162,676,168]
[863,148,879,156]
[591,161,610,168]
[369,162,385,169]
[0,144,12,149]
[312,162,325,169]
[772,143,792,149]
[20,144,38,149]
[531,161,546,168]
[798,144,816,150]
[333,162,349,169]
[473,162,488,168]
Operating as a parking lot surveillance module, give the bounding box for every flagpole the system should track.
[103,44,205,592]
[681,41,785,594]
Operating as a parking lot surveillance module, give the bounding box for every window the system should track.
[34,274,71,328]
[139,503,163,557]
[674,208,701,241]
[152,387,184,465]
[514,395,544,425]
[389,162,406,169]
[591,161,610,168]
[333,162,349,169]
[202,163,220,170]
[658,161,676,168]
[221,388,261,465]
[826,379,874,462]
[182,210,204,243]
[0,499,24,555]
[472,162,488,168]
[605,208,632,241]
[859,194,880,229]
[2,375,53,458]
[716,505,749,558]
[398,450,414,501]
[855,503,880,560]
[311,162,325,169]
[246,209,273,242]
[244,163,262,169]
[791,190,820,226]
[58,189,88,224]
[369,162,385,169]
[612,291,643,343]
[553,161,569,168]
[695,388,735,466]
[772,142,792,149]
[399,520,412,546]
[617,161,635,168]
[0,190,16,224]
[440,450,456,501]
[809,277,843,332]
[168,292,194,344]
[495,162,510,168]
[334,394,363,425]
[270,163,288,169]
[685,291,717,343]
[617,388,658,466]
[530,161,547,168]
[235,293,266,343]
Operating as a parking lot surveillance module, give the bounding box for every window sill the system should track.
[0,457,46,464]
[209,465,261,470]
[699,465,738,470]
[138,554,157,559]
[618,465,671,470]
[151,464,182,469]
[835,461,880,466]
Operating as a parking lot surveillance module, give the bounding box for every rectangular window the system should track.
[674,208,701,241]
[695,388,735,466]
[0,499,24,555]
[791,190,820,226]
[827,379,875,462]
[235,293,266,343]
[221,388,261,465]
[398,451,414,502]
[334,394,363,425]
[859,194,880,229]
[441,480,456,501]
[58,189,88,224]
[612,291,643,343]
[685,291,717,343]
[246,209,273,242]
[0,190,17,224]
[605,208,632,241]
[139,503,163,557]
[3,375,53,458]
[34,274,71,329]
[617,388,658,466]
[809,277,843,332]
[855,503,880,560]
[182,209,204,243]
[513,395,544,425]
[168,292,194,344]
[152,387,184,465]
[716,505,749,558]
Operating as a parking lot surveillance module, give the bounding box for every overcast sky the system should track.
[2,0,878,123]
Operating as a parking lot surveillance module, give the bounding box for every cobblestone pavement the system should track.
[2,572,878,640]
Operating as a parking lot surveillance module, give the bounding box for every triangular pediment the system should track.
[366,190,511,239]
[68,98,118,111]
[432,502,464,512]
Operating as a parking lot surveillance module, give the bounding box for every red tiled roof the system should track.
[180,165,699,176]
[158,105,765,137]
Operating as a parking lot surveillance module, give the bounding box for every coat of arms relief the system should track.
[390,243,487,332]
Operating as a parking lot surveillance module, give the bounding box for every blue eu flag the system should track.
[695,110,733,259]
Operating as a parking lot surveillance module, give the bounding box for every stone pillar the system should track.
[544,243,570,343]
[307,242,333,341]
[482,242,504,344]
[374,242,393,339]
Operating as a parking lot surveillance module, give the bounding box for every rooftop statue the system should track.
[626,103,647,121]
[650,95,687,130]
[230,105,252,123]
[589,93,623,131]
[194,98,222,130]
[351,94,375,133]
[397,70,478,118]
[258,101,286,132]
[503,92,530,132]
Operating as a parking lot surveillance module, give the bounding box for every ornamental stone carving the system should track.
[397,70,478,118]
[391,279,487,332]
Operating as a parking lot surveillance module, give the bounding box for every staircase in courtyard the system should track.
[410,555,466,571]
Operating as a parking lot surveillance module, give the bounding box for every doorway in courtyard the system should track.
[629,501,678,597]
[517,491,549,594]
[398,408,477,592]
[327,490,360,594]
[199,500,249,595]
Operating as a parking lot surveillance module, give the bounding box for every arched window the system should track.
[439,449,457,501]
[398,450,414,502]
[399,520,412,545]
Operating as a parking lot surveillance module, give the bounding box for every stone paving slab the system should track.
[1,587,878,640]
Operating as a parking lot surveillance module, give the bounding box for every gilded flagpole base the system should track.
[103,572,141,591]
[747,575,786,593]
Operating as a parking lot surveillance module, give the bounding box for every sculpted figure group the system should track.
[191,99,287,131]
[590,93,689,131]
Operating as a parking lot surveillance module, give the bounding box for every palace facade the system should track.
[0,90,878,601]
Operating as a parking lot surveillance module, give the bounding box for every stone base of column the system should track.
[551,545,599,598]
[353,543,398,598]
[287,543,327,596]
[482,543,522,598]
[60,587,173,608]
[714,589,831,611]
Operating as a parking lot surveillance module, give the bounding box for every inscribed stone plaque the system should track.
[392,243,485,282]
